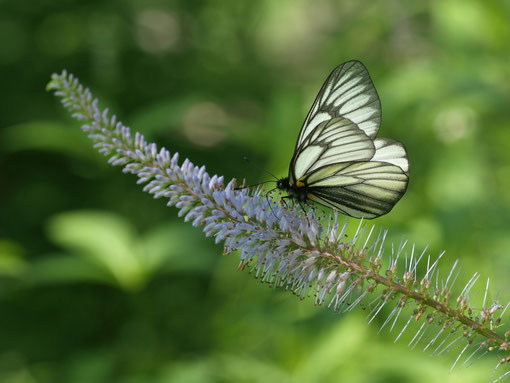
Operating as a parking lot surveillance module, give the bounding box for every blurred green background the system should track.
[1,0,510,382]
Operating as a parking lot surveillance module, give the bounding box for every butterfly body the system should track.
[277,61,410,219]
[277,177,309,203]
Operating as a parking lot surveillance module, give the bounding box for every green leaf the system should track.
[46,210,147,290]
[0,121,101,161]
[43,210,216,290]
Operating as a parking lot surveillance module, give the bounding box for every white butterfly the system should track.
[276,60,409,219]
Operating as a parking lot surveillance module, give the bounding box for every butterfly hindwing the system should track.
[305,161,409,218]
[372,138,409,176]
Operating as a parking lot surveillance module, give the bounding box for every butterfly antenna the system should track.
[235,180,275,191]
[243,157,279,180]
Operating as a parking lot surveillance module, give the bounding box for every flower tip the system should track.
[47,70,69,91]
[46,78,59,91]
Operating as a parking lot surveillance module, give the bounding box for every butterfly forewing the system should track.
[290,117,375,183]
[296,61,381,152]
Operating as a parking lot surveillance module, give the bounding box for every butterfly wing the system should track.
[287,60,409,218]
[305,161,409,218]
[296,60,381,157]
[290,117,376,183]
[372,138,409,176]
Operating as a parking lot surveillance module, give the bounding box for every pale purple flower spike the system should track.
[48,71,510,381]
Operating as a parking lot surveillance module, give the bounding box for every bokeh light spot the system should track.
[183,102,229,147]
[434,106,477,143]
[136,9,180,54]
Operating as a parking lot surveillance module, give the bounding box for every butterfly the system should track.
[276,60,409,219]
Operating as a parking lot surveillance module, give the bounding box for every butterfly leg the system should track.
[280,195,290,209]
[298,201,308,214]
[297,201,317,225]
[265,188,276,208]
[308,202,318,220]
[265,188,280,219]
[305,201,316,213]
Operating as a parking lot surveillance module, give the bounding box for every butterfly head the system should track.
[276,177,290,191]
